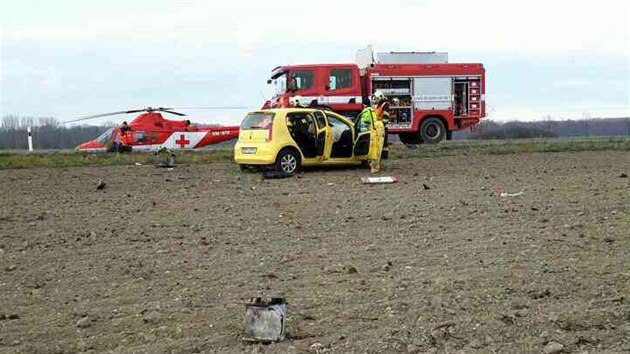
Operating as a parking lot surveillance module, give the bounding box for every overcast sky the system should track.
[2,0,629,125]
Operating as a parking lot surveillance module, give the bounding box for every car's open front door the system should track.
[313,111,332,160]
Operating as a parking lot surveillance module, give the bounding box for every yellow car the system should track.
[234,108,381,175]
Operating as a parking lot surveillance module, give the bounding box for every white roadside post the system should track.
[27,126,34,152]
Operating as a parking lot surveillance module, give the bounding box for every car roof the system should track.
[249,108,353,124]
[248,107,353,125]
[252,108,318,113]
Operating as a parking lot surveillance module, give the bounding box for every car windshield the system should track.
[273,73,287,96]
[241,112,275,130]
[94,127,114,144]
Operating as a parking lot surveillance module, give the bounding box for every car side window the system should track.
[326,114,351,142]
[287,112,316,134]
[313,111,327,130]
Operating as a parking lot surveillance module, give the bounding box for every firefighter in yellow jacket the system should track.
[373,91,390,159]
[358,105,384,173]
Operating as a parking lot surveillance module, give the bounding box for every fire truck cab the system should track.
[264,47,486,144]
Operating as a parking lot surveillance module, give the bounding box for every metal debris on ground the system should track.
[261,171,293,179]
[96,179,106,190]
[155,147,176,168]
[500,190,524,197]
[361,176,398,184]
[243,296,287,343]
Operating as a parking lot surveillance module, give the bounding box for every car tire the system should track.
[420,117,446,144]
[275,148,300,175]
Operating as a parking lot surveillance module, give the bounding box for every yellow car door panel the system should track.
[313,111,332,160]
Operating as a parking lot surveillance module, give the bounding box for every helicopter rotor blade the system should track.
[173,106,250,110]
[61,110,133,124]
[161,110,187,116]
[62,105,246,124]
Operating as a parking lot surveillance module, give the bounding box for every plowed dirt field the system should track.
[1,151,629,353]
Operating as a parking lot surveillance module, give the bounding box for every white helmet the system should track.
[290,95,304,107]
[373,90,386,101]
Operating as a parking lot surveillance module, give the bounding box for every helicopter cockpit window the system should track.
[95,128,114,144]
[134,131,148,143]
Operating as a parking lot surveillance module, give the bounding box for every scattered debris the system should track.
[96,179,106,190]
[429,321,460,344]
[261,171,293,179]
[76,316,91,328]
[361,176,398,184]
[345,266,358,274]
[243,297,287,343]
[500,190,524,197]
[620,173,628,178]
[141,310,161,325]
[528,288,551,299]
[543,341,564,354]
[134,162,143,166]
[5,265,16,272]
[309,342,324,352]
[422,183,430,190]
[499,313,517,325]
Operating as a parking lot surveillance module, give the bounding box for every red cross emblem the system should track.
[175,134,190,148]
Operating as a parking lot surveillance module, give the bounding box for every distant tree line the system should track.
[457,117,630,140]
[1,115,629,150]
[0,115,108,150]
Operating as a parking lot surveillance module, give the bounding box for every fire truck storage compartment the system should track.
[454,77,481,117]
[413,77,452,111]
[373,77,413,127]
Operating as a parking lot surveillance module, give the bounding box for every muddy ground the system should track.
[1,150,629,354]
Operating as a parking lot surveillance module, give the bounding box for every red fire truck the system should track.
[263,47,486,144]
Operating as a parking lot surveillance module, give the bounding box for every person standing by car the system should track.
[357,105,384,173]
[373,91,390,159]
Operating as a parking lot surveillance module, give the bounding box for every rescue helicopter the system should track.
[67,107,241,152]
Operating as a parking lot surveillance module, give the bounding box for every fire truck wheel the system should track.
[238,164,248,172]
[275,148,301,175]
[420,118,446,144]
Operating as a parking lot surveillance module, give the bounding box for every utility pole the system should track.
[27,126,33,152]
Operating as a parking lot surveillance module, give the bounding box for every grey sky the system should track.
[2,0,629,125]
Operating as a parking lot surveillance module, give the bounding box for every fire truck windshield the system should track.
[273,73,287,96]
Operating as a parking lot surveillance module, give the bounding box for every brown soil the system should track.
[1,151,629,354]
